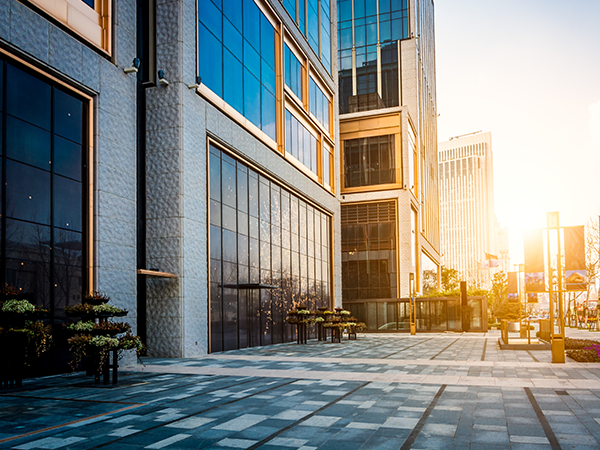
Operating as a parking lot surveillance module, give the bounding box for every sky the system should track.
[434,0,600,265]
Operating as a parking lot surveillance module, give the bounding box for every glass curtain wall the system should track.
[0,57,86,318]
[198,0,276,141]
[341,201,397,301]
[209,144,332,352]
[343,135,395,188]
[283,0,331,73]
[337,0,409,114]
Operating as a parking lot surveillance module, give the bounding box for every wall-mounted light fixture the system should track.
[188,76,202,90]
[124,57,141,74]
[158,70,170,86]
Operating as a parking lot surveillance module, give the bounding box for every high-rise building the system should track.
[438,131,502,287]
[338,0,441,301]
[0,0,341,372]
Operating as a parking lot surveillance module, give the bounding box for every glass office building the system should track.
[338,0,442,303]
[2,0,339,370]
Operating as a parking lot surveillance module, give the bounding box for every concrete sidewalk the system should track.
[2,331,600,449]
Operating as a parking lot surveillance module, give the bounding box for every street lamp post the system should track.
[547,211,565,363]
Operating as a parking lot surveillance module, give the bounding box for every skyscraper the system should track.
[338,0,441,301]
[438,131,502,287]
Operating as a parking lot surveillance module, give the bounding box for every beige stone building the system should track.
[338,0,441,300]
[438,131,504,288]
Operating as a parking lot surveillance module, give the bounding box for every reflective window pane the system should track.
[6,161,51,225]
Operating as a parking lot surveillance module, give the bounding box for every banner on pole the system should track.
[507,272,519,302]
[523,229,546,292]
[564,226,587,291]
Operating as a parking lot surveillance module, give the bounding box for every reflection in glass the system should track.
[341,202,397,301]
[209,144,332,352]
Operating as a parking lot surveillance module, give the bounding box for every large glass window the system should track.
[283,0,331,73]
[199,0,276,141]
[285,109,318,175]
[309,77,330,133]
[284,44,303,100]
[341,202,397,301]
[209,144,331,352]
[0,58,86,316]
[343,135,396,188]
[338,0,408,114]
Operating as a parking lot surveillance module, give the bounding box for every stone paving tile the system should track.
[3,332,600,449]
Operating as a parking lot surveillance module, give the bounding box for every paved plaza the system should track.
[2,331,600,449]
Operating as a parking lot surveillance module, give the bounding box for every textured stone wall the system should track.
[0,0,139,329]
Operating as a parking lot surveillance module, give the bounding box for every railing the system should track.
[342,296,488,333]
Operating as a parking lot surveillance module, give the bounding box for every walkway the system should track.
[2,331,600,449]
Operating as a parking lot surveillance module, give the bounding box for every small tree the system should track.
[441,266,460,293]
[488,271,519,321]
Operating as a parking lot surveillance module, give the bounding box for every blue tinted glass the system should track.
[380,19,391,42]
[223,0,242,29]
[199,0,222,41]
[380,0,391,13]
[261,87,276,141]
[243,39,260,78]
[366,0,376,16]
[199,23,223,97]
[223,18,243,59]
[339,0,351,21]
[285,110,292,154]
[6,116,51,170]
[53,175,82,231]
[308,0,319,53]
[340,28,352,50]
[224,49,244,115]
[243,69,261,128]
[355,25,365,47]
[53,88,83,144]
[284,46,291,89]
[261,59,275,94]
[54,135,82,181]
[6,64,51,130]
[243,0,260,50]
[354,0,364,19]
[283,0,295,20]
[6,161,51,224]
[298,0,305,34]
[260,14,275,68]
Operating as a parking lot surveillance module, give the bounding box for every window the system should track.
[309,77,330,133]
[282,0,331,73]
[341,202,397,301]
[343,135,396,188]
[199,0,276,141]
[0,57,88,316]
[209,144,331,352]
[285,109,318,175]
[322,141,332,188]
[408,125,416,193]
[28,0,111,53]
[338,0,408,114]
[284,44,303,100]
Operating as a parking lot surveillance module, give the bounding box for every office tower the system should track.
[438,131,500,287]
[1,0,340,371]
[338,0,441,302]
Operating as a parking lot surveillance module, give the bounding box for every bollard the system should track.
[551,334,565,363]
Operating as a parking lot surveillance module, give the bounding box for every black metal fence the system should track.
[343,296,488,332]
